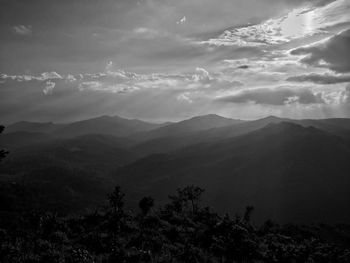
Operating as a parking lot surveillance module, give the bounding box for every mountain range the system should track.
[1,114,350,223]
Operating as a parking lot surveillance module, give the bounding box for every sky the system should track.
[0,0,350,123]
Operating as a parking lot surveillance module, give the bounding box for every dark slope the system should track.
[131,116,350,156]
[0,131,51,149]
[185,116,350,142]
[6,115,165,138]
[2,116,350,219]
[1,134,136,173]
[131,116,286,156]
[0,134,139,214]
[5,121,64,134]
[297,118,350,138]
[134,114,243,140]
[54,115,164,138]
[116,122,350,223]
[130,115,245,155]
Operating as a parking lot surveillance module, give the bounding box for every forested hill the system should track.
[1,116,350,223]
[1,185,350,262]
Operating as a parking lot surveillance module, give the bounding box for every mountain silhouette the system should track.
[1,115,350,223]
[5,115,164,138]
[116,122,350,223]
[136,114,243,140]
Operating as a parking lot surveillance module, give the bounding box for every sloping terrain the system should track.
[1,116,350,223]
[116,122,350,223]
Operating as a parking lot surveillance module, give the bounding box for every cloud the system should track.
[133,27,163,39]
[201,0,350,47]
[78,80,140,94]
[43,81,56,95]
[66,74,77,82]
[191,67,244,90]
[200,8,314,47]
[176,16,187,24]
[0,72,63,82]
[345,84,350,103]
[287,73,350,84]
[13,25,32,35]
[177,92,193,103]
[307,0,337,7]
[39,72,63,81]
[237,65,249,69]
[291,29,350,72]
[73,67,243,95]
[0,71,66,96]
[216,87,325,105]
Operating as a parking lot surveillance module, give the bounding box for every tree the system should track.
[108,186,125,213]
[169,185,205,213]
[139,196,154,215]
[180,185,204,213]
[243,206,254,223]
[0,126,9,162]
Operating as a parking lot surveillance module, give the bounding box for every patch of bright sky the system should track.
[203,0,350,47]
[1,0,350,122]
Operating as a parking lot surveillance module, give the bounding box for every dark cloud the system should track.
[0,67,244,123]
[216,87,325,105]
[0,77,138,124]
[342,84,350,104]
[302,0,336,7]
[291,29,350,73]
[237,65,249,69]
[287,73,350,84]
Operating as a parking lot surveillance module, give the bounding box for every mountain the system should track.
[6,115,166,138]
[131,116,350,156]
[135,114,243,140]
[297,118,350,138]
[2,115,350,222]
[5,121,64,134]
[0,133,139,214]
[0,131,51,149]
[130,116,292,156]
[54,115,165,138]
[1,134,136,173]
[130,114,244,155]
[116,122,350,223]
[186,115,350,142]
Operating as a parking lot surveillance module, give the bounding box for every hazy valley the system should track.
[1,114,350,224]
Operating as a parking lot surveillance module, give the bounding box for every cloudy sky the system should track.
[1,0,350,123]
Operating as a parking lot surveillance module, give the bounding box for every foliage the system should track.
[0,185,349,263]
[0,125,9,162]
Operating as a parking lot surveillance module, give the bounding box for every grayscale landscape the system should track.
[1,0,350,262]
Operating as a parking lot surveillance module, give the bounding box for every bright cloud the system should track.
[201,0,350,47]
[1,0,350,122]
[291,29,350,72]
[287,73,350,84]
[13,25,32,36]
[176,16,187,24]
[216,86,325,105]
[43,81,56,95]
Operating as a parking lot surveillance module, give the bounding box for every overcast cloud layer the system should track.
[1,0,350,123]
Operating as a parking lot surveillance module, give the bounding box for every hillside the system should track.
[5,115,165,138]
[1,116,350,223]
[116,122,350,223]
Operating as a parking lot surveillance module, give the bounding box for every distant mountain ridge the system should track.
[6,114,350,139]
[116,122,350,223]
[2,115,350,222]
[137,114,243,139]
[5,115,165,138]
[5,121,64,134]
[5,114,244,139]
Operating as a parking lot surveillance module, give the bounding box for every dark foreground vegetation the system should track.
[1,121,350,262]
[1,185,350,263]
